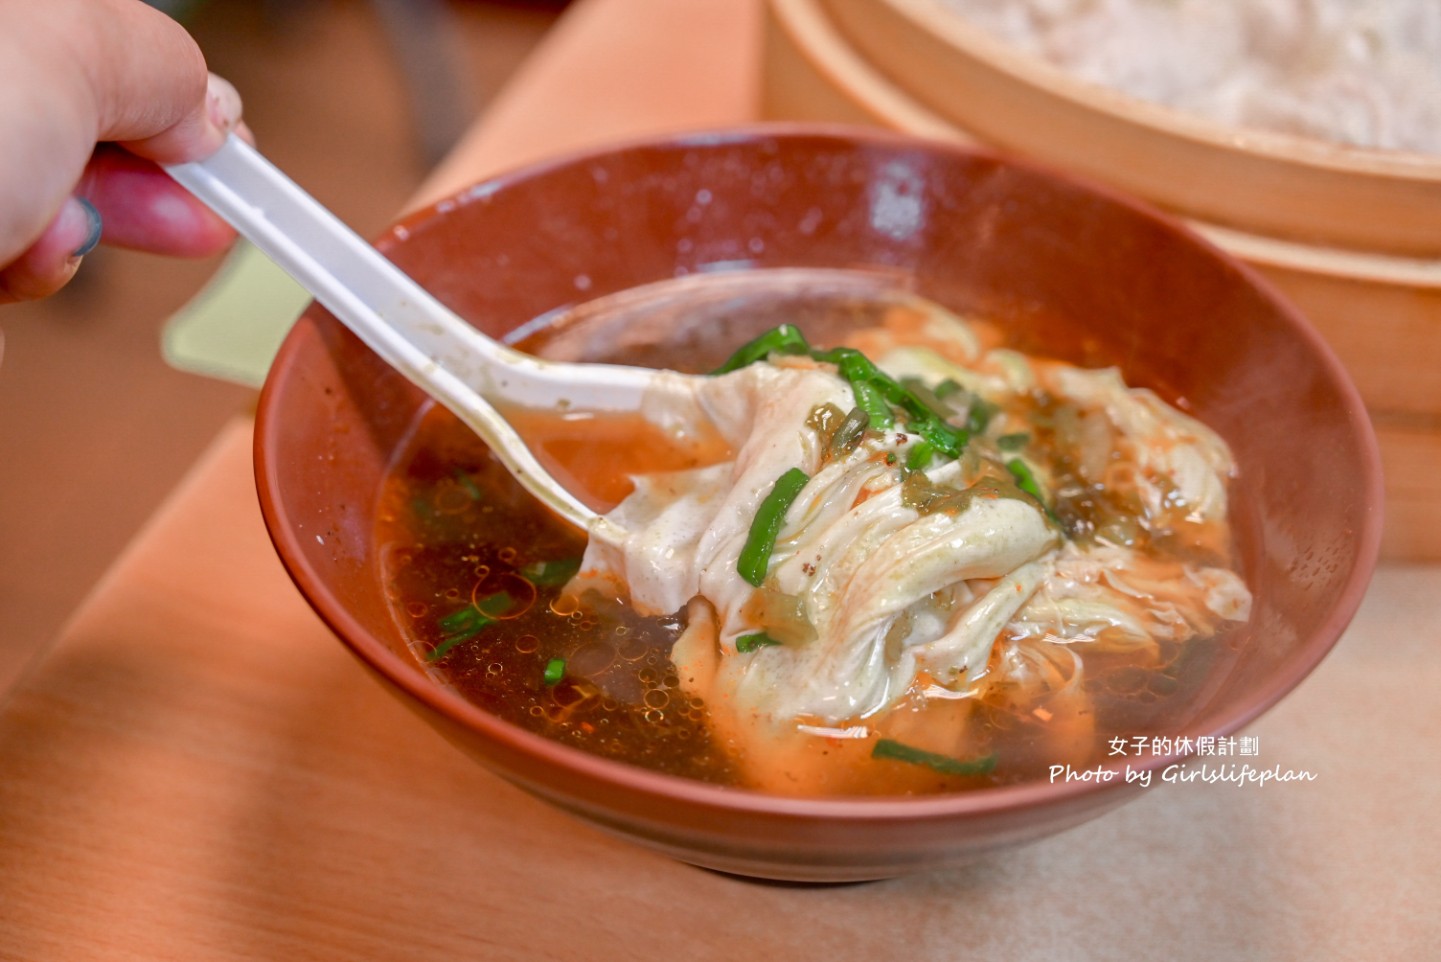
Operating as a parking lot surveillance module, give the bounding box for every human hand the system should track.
[0,0,245,303]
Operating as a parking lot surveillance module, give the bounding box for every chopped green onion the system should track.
[737,468,810,587]
[429,620,491,661]
[429,590,518,662]
[829,348,881,384]
[426,633,475,663]
[877,371,940,419]
[871,738,997,776]
[905,440,936,472]
[720,326,975,461]
[874,374,918,411]
[1006,458,1063,528]
[520,557,582,587]
[452,468,484,500]
[1005,458,1046,504]
[735,632,783,653]
[807,345,849,365]
[711,324,812,374]
[438,591,513,632]
[899,375,941,402]
[438,608,475,633]
[928,380,996,435]
[965,397,999,434]
[849,379,895,430]
[996,432,1030,452]
[543,658,565,686]
[909,414,966,458]
[476,590,515,617]
[439,603,494,634]
[853,359,968,456]
[815,347,902,431]
[934,379,964,400]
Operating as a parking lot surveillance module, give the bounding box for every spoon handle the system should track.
[165,135,606,534]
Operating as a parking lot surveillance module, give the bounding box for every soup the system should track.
[376,279,1251,797]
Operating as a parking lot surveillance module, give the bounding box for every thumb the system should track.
[120,73,244,165]
[73,0,244,164]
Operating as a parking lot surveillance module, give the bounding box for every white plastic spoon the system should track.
[165,135,702,543]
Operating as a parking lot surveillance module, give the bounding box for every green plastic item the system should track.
[161,240,311,388]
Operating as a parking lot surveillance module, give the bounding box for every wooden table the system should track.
[2,0,1437,957]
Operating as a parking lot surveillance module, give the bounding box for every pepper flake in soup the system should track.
[378,292,1251,797]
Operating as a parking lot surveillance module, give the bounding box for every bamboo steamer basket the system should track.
[761,0,1441,560]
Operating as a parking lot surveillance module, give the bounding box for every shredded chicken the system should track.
[573,305,1251,792]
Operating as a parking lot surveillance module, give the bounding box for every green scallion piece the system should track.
[815,347,901,430]
[909,414,966,458]
[735,632,783,653]
[897,377,955,419]
[996,432,1030,451]
[1005,457,1046,505]
[905,440,936,472]
[711,324,812,374]
[966,397,1000,434]
[849,379,894,431]
[543,658,565,686]
[438,604,491,634]
[438,608,473,633]
[520,557,582,587]
[878,370,943,420]
[839,354,968,456]
[871,738,997,776]
[831,348,881,384]
[452,468,484,500]
[875,374,919,411]
[428,614,495,662]
[476,590,515,617]
[807,345,851,367]
[426,633,472,663]
[430,590,517,662]
[720,327,974,462]
[737,467,810,587]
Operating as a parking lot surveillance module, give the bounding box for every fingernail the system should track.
[68,197,103,258]
[206,73,243,133]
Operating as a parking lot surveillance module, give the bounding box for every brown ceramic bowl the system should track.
[255,125,1382,882]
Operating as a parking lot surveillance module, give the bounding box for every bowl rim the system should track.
[255,122,1384,822]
